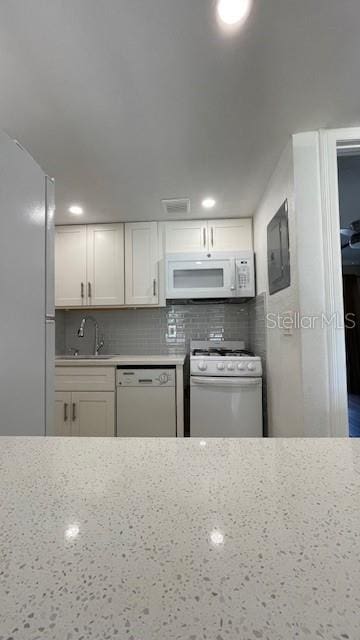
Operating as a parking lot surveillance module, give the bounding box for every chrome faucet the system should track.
[77,316,104,356]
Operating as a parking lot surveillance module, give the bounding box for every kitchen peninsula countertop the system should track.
[55,354,186,366]
[1,437,359,639]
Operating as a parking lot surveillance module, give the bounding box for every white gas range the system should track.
[190,341,263,438]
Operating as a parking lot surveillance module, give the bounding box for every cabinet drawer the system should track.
[55,366,115,392]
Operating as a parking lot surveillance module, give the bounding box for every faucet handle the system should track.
[96,336,105,355]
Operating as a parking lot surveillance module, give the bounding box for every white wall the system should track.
[254,142,304,436]
[254,132,332,437]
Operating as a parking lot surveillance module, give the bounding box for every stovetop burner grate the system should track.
[192,348,255,357]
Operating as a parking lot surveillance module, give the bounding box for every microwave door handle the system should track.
[230,260,236,293]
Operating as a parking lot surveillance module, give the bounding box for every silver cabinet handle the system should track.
[72,403,76,421]
[203,227,207,248]
[81,282,84,299]
[153,279,157,297]
[88,282,92,298]
[64,403,68,422]
[211,227,214,248]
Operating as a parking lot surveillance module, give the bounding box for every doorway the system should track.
[338,149,360,437]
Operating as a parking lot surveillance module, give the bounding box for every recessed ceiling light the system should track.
[217,0,252,26]
[202,198,216,209]
[68,204,83,215]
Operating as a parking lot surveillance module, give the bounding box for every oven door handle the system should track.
[191,376,261,387]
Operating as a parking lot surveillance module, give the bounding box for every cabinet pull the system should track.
[72,402,76,421]
[81,282,84,299]
[88,282,92,298]
[153,279,157,297]
[64,403,68,422]
[203,227,206,248]
[211,227,214,248]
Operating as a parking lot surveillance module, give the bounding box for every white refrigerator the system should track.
[0,131,55,436]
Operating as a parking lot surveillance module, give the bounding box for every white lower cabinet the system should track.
[55,391,115,437]
[72,392,115,436]
[55,391,72,436]
[55,366,115,437]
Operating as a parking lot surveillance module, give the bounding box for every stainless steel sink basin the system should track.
[56,355,115,360]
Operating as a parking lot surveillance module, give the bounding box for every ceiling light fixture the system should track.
[68,205,83,215]
[202,197,216,209]
[217,0,252,26]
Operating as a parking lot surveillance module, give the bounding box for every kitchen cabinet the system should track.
[55,365,115,392]
[164,218,253,253]
[209,219,252,251]
[125,221,159,305]
[72,392,115,436]
[55,225,87,306]
[55,223,124,307]
[165,220,208,253]
[86,224,124,306]
[55,391,72,436]
[55,366,115,436]
[55,391,114,437]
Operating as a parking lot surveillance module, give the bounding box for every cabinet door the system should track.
[55,226,87,306]
[125,222,159,305]
[54,392,72,436]
[87,224,125,306]
[209,218,253,251]
[165,220,208,253]
[71,392,115,437]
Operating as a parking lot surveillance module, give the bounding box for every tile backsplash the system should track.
[56,301,259,357]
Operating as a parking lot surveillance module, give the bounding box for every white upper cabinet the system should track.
[55,225,87,306]
[208,219,253,251]
[86,224,124,306]
[55,223,124,307]
[164,218,253,253]
[125,222,159,305]
[165,220,208,253]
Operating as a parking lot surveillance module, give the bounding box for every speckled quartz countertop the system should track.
[1,438,360,640]
[55,354,186,366]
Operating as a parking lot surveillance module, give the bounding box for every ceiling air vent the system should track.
[162,198,191,216]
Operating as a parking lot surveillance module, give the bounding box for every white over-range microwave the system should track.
[166,251,255,299]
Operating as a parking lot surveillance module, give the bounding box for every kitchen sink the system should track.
[56,355,115,360]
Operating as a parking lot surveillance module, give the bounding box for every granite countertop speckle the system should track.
[0,437,360,639]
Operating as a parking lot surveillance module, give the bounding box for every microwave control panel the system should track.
[236,258,255,296]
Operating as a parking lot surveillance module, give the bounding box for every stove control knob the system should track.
[237,362,246,371]
[247,362,256,371]
[227,362,235,371]
[217,362,225,371]
[198,360,207,371]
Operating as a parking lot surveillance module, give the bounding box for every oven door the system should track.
[166,255,235,299]
[190,376,263,437]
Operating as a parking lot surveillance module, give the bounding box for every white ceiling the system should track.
[1,0,360,224]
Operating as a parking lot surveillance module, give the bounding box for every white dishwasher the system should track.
[116,367,176,437]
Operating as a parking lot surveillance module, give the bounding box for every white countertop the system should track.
[55,354,186,366]
[1,437,360,639]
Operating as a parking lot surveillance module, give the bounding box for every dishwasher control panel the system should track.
[116,368,175,387]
